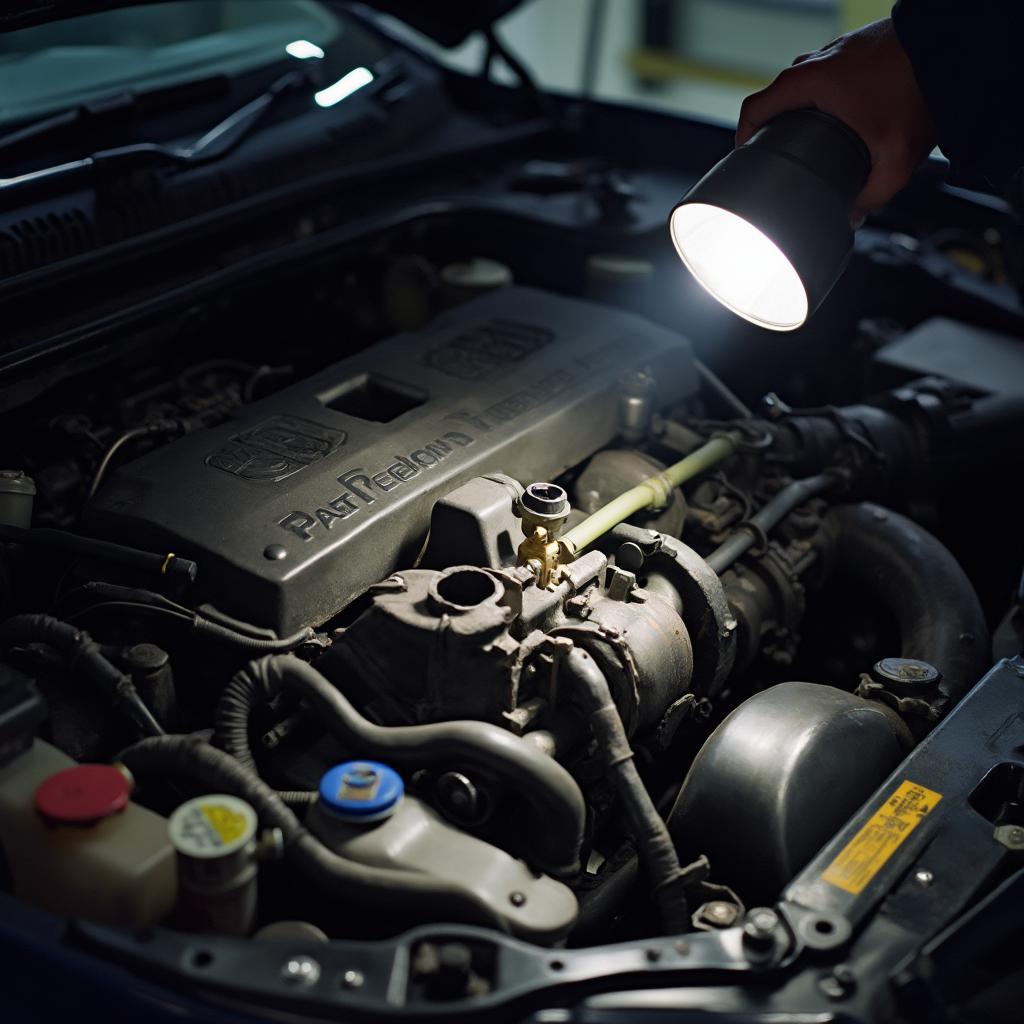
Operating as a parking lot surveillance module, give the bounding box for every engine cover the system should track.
[88,287,697,631]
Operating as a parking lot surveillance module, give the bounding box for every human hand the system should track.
[736,18,935,221]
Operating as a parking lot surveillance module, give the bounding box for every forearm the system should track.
[892,0,1024,194]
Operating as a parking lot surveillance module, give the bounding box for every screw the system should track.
[509,891,526,907]
[281,955,321,986]
[342,969,364,990]
[993,824,1024,850]
[819,964,856,1001]
[914,868,934,887]
[742,907,779,957]
[645,948,661,963]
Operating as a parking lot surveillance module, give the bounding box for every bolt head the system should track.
[342,968,364,989]
[742,907,779,954]
[281,955,321,986]
[994,824,1024,850]
[914,868,934,887]
[819,965,856,1000]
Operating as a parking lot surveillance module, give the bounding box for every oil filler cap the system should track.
[35,764,131,825]
[319,760,403,823]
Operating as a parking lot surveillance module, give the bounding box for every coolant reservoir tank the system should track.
[308,760,578,943]
[0,740,177,926]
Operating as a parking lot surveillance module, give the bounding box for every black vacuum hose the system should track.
[217,655,586,876]
[215,663,317,805]
[563,647,689,934]
[827,503,990,701]
[0,614,164,737]
[705,472,837,574]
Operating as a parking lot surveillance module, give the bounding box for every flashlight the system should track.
[669,110,871,331]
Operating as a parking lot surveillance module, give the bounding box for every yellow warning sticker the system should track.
[821,779,942,895]
[200,803,249,846]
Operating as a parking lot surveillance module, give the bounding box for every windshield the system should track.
[0,1,384,127]
[424,0,893,127]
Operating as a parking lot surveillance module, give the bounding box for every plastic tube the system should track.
[561,432,740,556]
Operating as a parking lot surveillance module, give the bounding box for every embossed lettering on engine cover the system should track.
[87,287,698,631]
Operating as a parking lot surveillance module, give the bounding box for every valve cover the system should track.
[87,287,697,631]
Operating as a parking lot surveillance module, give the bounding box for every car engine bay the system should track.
[1,11,1023,1018]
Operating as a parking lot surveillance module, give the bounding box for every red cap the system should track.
[35,765,131,825]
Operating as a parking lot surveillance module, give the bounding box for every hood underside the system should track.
[0,0,525,44]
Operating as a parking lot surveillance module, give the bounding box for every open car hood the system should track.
[0,0,526,45]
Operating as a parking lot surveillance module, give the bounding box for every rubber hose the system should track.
[563,647,689,934]
[827,503,990,702]
[215,664,317,803]
[0,614,164,736]
[704,473,836,574]
[249,655,586,876]
[117,735,507,930]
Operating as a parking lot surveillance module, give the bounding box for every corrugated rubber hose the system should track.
[563,646,690,934]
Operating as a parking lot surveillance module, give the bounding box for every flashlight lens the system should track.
[670,203,808,331]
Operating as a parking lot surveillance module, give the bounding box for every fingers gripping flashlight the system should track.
[669,110,871,331]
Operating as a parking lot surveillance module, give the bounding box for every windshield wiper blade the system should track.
[0,75,231,159]
[0,69,310,201]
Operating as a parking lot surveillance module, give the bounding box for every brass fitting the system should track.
[517,526,563,589]
[515,482,573,588]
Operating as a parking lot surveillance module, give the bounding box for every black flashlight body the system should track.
[671,109,872,327]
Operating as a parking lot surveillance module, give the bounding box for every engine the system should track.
[0,282,1004,952]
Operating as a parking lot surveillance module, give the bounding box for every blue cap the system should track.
[318,761,404,823]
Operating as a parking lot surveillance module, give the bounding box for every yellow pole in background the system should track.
[840,0,892,31]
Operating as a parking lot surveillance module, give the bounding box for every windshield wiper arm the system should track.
[0,75,231,159]
[0,69,310,200]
